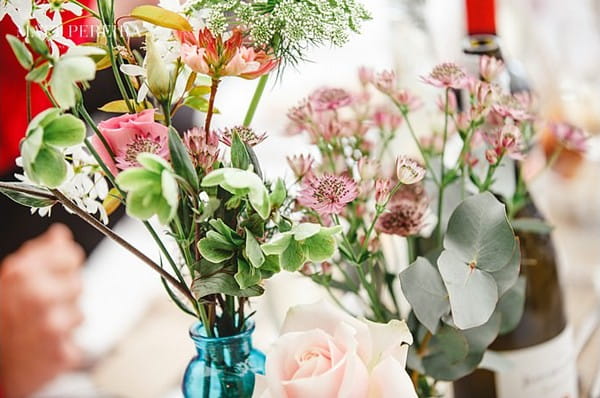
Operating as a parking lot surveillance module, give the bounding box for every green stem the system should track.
[400,110,440,187]
[243,74,269,127]
[204,79,220,135]
[355,264,386,322]
[434,89,451,247]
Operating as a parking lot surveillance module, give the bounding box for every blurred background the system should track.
[2,0,600,397]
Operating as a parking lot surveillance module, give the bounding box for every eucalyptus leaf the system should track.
[438,250,498,330]
[399,257,450,334]
[496,276,526,335]
[511,218,553,234]
[444,192,515,272]
[490,239,521,296]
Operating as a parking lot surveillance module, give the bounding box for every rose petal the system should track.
[368,356,418,398]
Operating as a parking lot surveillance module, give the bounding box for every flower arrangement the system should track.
[0,0,370,341]
[283,58,587,395]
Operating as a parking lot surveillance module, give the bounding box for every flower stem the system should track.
[434,89,450,247]
[411,330,433,387]
[204,78,220,135]
[49,188,194,304]
[400,110,440,187]
[243,74,269,127]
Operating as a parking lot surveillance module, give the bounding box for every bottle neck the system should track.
[190,322,255,366]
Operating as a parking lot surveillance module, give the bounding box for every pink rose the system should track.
[92,109,169,175]
[254,301,417,398]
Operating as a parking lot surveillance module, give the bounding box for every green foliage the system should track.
[21,109,86,188]
[0,183,56,208]
[6,34,33,69]
[168,127,199,190]
[116,154,179,224]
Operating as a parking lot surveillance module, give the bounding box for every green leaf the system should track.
[427,325,469,363]
[292,223,321,240]
[490,239,521,296]
[27,108,62,132]
[188,86,211,96]
[198,235,235,263]
[209,219,243,246]
[261,233,292,255]
[43,114,86,147]
[235,257,261,289]
[0,183,56,208]
[231,132,251,170]
[168,127,199,190]
[26,29,49,56]
[304,231,337,262]
[183,95,212,112]
[245,228,265,268]
[137,152,171,173]
[26,63,50,82]
[261,255,281,277]
[496,276,526,334]
[116,168,159,191]
[269,178,287,209]
[158,170,179,223]
[30,146,67,188]
[130,5,193,31]
[438,250,498,329]
[511,218,553,234]
[50,56,97,109]
[21,127,44,170]
[6,34,33,69]
[125,190,161,220]
[399,257,450,334]
[280,238,307,272]
[444,192,515,272]
[240,213,265,238]
[191,273,264,298]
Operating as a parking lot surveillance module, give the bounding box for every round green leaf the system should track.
[43,114,86,147]
[304,231,336,262]
[280,238,307,272]
[30,146,68,188]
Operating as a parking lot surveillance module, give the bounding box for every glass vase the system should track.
[182,321,265,398]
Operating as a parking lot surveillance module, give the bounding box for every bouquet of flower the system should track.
[282,58,586,395]
[0,0,370,341]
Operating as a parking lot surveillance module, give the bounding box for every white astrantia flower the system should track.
[15,145,110,224]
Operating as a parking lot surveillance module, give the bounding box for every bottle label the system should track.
[494,326,578,398]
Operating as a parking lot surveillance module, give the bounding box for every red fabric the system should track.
[0,4,94,175]
[465,0,496,35]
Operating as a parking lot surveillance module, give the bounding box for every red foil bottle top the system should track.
[465,0,496,35]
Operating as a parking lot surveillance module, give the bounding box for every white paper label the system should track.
[494,326,578,398]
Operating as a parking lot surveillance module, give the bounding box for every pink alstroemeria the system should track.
[92,109,169,175]
[177,28,278,80]
[309,87,354,111]
[183,127,220,171]
[298,174,359,216]
[549,122,588,152]
[219,126,267,147]
[479,55,505,82]
[421,62,467,89]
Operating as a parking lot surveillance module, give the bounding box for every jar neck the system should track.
[190,322,255,365]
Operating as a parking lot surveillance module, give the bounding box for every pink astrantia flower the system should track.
[490,94,531,122]
[485,124,524,160]
[372,70,397,95]
[358,66,374,86]
[479,55,505,82]
[219,126,267,147]
[183,127,220,171]
[421,62,467,89]
[376,198,428,237]
[392,89,422,112]
[92,109,169,175]
[357,158,380,181]
[375,178,392,205]
[309,88,354,111]
[298,174,359,216]
[372,107,402,132]
[177,28,278,80]
[287,154,315,180]
[549,122,588,152]
[396,156,426,185]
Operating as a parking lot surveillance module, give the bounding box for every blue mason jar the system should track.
[182,321,265,398]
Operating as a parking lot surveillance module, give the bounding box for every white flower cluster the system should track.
[162,0,371,65]
[1,0,82,56]
[16,145,110,223]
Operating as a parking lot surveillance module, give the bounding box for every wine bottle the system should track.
[453,202,578,398]
[454,2,578,397]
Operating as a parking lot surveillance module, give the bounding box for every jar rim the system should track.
[189,319,256,344]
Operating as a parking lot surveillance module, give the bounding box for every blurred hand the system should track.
[0,224,85,397]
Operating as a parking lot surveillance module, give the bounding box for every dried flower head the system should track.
[298,174,359,216]
[396,156,426,184]
[549,122,588,152]
[309,88,354,111]
[183,127,220,171]
[287,154,315,179]
[376,198,428,237]
[421,62,467,89]
[219,126,268,147]
[479,55,505,82]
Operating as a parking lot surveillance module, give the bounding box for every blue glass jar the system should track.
[182,321,265,398]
